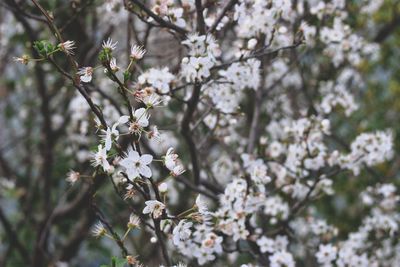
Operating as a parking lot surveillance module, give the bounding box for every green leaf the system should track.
[111,256,126,267]
[123,70,131,83]
[98,48,112,64]
[33,40,56,57]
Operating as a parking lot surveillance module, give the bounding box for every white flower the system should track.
[169,8,186,28]
[126,255,138,265]
[377,183,396,197]
[77,67,93,83]
[143,200,165,218]
[91,144,111,172]
[138,67,175,94]
[268,141,284,158]
[13,55,30,65]
[158,182,168,193]
[58,40,76,55]
[119,148,153,180]
[147,125,161,141]
[218,59,261,90]
[173,220,193,246]
[164,147,178,170]
[153,0,170,15]
[130,45,146,60]
[182,33,207,55]
[101,123,119,151]
[162,147,185,176]
[247,38,257,49]
[129,108,150,133]
[269,250,295,267]
[248,161,271,184]
[201,232,223,253]
[92,222,107,237]
[257,236,275,253]
[171,165,185,177]
[142,93,162,108]
[204,82,240,113]
[102,37,118,50]
[109,57,119,72]
[316,244,337,265]
[66,170,80,185]
[195,195,208,214]
[100,116,129,151]
[127,214,141,229]
[181,56,214,82]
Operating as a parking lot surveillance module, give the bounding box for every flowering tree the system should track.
[0,0,399,266]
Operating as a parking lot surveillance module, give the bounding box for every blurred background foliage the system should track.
[315,0,400,236]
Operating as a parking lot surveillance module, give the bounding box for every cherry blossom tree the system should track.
[0,0,399,266]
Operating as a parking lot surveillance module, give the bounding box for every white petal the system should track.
[111,122,119,133]
[138,118,149,127]
[102,159,110,171]
[127,168,140,180]
[139,165,152,178]
[134,108,146,117]
[80,74,92,83]
[128,149,140,161]
[140,154,153,165]
[143,206,150,214]
[119,158,130,169]
[105,133,112,151]
[166,147,174,155]
[165,159,176,171]
[118,115,130,124]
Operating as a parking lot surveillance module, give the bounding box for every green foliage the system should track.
[98,48,112,64]
[33,40,56,57]
[100,256,127,267]
[123,70,131,84]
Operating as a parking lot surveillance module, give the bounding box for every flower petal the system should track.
[139,165,152,178]
[127,168,139,180]
[140,154,153,165]
[80,74,92,83]
[118,115,130,124]
[119,158,129,168]
[128,149,140,162]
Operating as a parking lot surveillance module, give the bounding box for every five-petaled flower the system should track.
[66,170,80,185]
[130,45,146,60]
[119,148,153,180]
[102,37,118,51]
[91,144,111,172]
[58,40,76,55]
[77,67,93,83]
[129,108,150,134]
[143,200,165,219]
[127,214,141,229]
[13,55,30,65]
[92,222,107,237]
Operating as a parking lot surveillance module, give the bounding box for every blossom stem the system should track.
[176,207,196,219]
[122,228,131,241]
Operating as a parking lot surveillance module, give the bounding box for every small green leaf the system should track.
[111,256,126,267]
[98,49,112,64]
[33,40,56,57]
[123,70,131,83]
